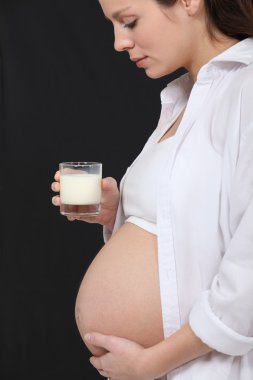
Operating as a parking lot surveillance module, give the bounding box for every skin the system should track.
[100,0,238,80]
[52,0,240,378]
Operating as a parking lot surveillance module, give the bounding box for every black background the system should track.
[0,1,184,379]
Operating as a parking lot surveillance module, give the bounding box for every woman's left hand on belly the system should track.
[84,325,213,379]
[84,332,160,380]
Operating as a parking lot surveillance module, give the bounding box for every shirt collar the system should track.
[160,72,193,105]
[210,37,253,65]
[197,37,253,81]
[160,37,253,104]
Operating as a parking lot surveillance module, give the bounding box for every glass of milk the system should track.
[59,162,102,216]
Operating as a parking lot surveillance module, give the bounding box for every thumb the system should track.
[84,332,114,351]
[102,177,118,192]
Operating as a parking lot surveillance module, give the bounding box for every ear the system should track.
[181,0,203,16]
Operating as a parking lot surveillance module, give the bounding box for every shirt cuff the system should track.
[189,290,253,356]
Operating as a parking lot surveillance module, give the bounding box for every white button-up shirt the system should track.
[104,38,253,379]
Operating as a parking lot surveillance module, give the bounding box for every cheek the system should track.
[135,25,159,49]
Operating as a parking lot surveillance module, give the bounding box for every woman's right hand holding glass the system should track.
[51,171,120,232]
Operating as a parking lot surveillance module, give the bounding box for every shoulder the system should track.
[209,63,253,152]
[237,63,253,136]
[236,62,253,93]
[223,62,253,94]
[220,63,253,136]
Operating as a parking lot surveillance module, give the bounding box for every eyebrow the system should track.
[105,6,132,21]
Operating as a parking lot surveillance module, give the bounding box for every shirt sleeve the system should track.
[189,125,253,356]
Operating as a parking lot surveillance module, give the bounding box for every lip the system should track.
[131,56,147,68]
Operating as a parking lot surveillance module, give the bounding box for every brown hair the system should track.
[156,0,253,40]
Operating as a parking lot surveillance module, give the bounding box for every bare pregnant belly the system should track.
[75,222,164,356]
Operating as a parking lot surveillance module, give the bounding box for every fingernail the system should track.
[84,333,91,342]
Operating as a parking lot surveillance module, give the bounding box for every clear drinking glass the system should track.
[59,162,102,216]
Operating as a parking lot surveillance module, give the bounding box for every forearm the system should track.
[144,323,213,378]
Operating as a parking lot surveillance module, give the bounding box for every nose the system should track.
[113,26,134,52]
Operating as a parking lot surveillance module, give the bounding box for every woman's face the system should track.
[99,0,199,78]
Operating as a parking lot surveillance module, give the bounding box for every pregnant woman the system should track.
[52,1,253,379]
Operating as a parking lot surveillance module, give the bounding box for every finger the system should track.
[51,182,60,192]
[54,171,60,181]
[85,333,114,352]
[90,356,101,369]
[102,177,118,192]
[64,215,98,223]
[72,215,99,223]
[90,356,109,378]
[67,216,76,221]
[65,215,99,223]
[101,177,119,207]
[52,195,61,206]
[79,215,99,223]
[98,369,110,378]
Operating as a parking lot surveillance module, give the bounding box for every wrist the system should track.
[104,206,118,232]
[140,324,213,377]
[105,216,116,232]
[138,346,168,380]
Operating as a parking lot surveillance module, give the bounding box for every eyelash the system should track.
[122,20,137,29]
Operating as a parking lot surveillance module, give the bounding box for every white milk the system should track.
[60,173,101,205]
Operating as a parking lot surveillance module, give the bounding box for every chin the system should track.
[144,66,175,79]
[144,68,161,79]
